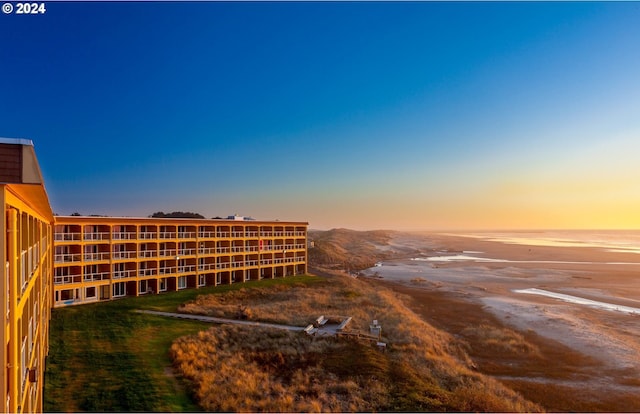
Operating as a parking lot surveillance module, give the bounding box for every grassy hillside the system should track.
[43,276,321,412]
[308,228,404,270]
[45,272,542,412]
[172,274,541,412]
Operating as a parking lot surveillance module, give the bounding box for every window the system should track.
[198,274,205,287]
[178,276,187,289]
[159,278,167,292]
[139,280,148,294]
[85,287,96,299]
[113,282,126,297]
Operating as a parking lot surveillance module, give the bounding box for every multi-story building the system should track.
[53,216,308,307]
[1,139,54,414]
[1,138,308,412]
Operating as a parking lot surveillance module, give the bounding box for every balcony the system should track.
[159,249,177,257]
[160,232,176,239]
[139,268,158,277]
[178,232,197,239]
[198,263,216,271]
[139,232,157,240]
[177,248,196,256]
[112,251,136,260]
[177,265,196,274]
[159,266,177,275]
[216,232,230,238]
[198,247,216,255]
[83,232,110,241]
[54,253,81,263]
[138,250,158,258]
[113,270,136,279]
[54,275,82,284]
[84,272,110,282]
[54,232,82,241]
[112,232,137,240]
[198,231,216,238]
[83,252,110,262]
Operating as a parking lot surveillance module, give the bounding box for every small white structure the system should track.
[370,319,382,338]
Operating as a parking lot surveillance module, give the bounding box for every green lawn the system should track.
[44,275,321,412]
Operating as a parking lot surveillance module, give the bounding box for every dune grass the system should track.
[43,275,320,412]
[172,274,541,412]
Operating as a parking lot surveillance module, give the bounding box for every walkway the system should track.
[135,309,306,332]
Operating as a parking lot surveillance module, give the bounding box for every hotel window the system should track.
[139,280,148,294]
[159,278,167,292]
[198,274,205,286]
[113,282,126,297]
[178,276,187,289]
[85,286,96,299]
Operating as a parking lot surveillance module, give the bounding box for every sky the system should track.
[2,1,640,231]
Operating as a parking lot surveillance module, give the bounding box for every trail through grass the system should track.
[44,276,320,412]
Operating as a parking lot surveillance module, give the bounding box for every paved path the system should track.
[135,309,306,332]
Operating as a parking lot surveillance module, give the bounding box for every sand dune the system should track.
[357,230,640,411]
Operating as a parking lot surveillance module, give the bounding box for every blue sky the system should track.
[2,1,640,230]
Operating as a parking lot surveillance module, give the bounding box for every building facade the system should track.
[53,216,308,308]
[1,139,54,414]
[1,138,308,412]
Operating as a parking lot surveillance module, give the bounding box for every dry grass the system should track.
[461,324,542,357]
[171,275,542,412]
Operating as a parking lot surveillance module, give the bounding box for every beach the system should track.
[363,231,640,411]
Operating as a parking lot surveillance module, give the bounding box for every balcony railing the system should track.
[139,232,157,240]
[245,246,259,252]
[216,263,231,269]
[245,231,259,238]
[231,246,244,253]
[216,247,231,254]
[198,263,216,271]
[54,253,82,263]
[177,248,196,256]
[138,250,157,258]
[139,268,158,277]
[178,232,197,239]
[177,265,196,274]
[159,249,177,257]
[54,232,82,241]
[83,252,110,262]
[216,232,230,238]
[159,266,177,274]
[260,232,273,237]
[160,232,176,239]
[83,232,110,241]
[198,231,215,238]
[113,270,136,279]
[198,247,216,255]
[54,275,82,284]
[112,232,137,240]
[112,251,136,260]
[231,231,244,237]
[84,272,110,282]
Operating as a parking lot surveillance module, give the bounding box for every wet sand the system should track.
[364,232,640,411]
